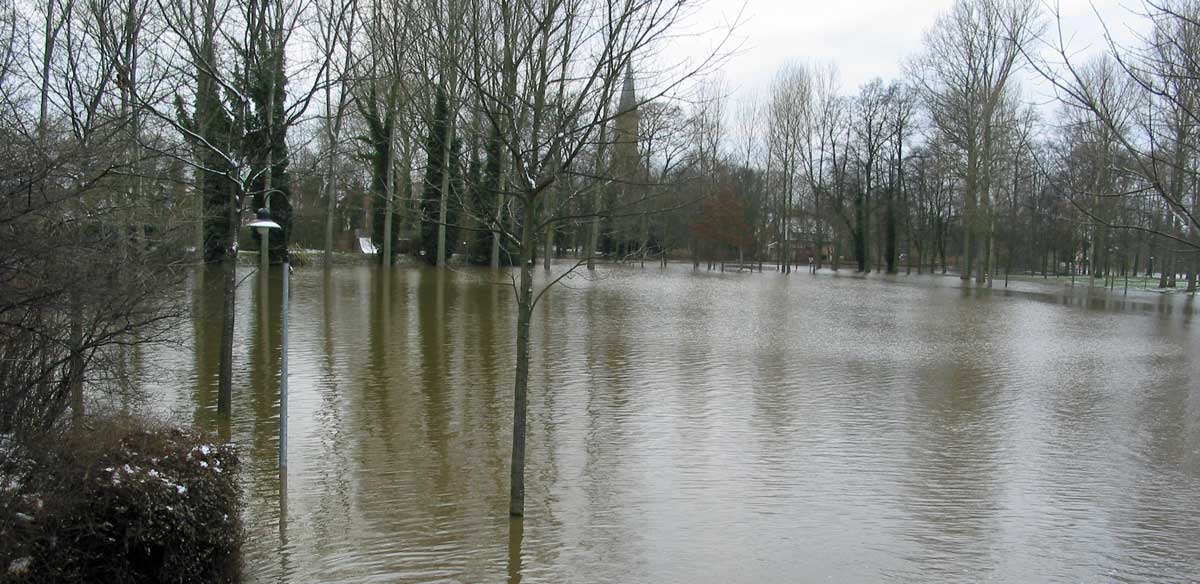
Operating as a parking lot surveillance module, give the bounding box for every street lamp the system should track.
[248,207,281,272]
[244,206,289,471]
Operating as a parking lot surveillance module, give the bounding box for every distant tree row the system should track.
[675,0,1199,292]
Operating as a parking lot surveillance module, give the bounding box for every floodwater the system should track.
[140,264,1200,583]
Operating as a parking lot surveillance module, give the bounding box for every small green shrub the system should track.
[0,417,241,583]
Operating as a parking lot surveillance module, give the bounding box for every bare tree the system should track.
[910,0,1041,283]
[691,76,727,269]
[883,81,917,274]
[454,0,729,516]
[796,63,841,271]
[767,63,809,273]
[642,101,695,265]
[147,0,338,412]
[848,78,895,273]
[314,0,358,264]
[1,0,187,440]
[1034,0,1200,290]
[353,0,414,267]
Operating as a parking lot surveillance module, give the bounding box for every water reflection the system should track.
[507,517,524,584]
[245,266,283,578]
[143,265,1199,583]
[192,267,224,427]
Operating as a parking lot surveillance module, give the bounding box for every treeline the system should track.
[681,0,1199,291]
[263,0,1197,293]
[10,0,1194,289]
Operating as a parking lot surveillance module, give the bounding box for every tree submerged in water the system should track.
[441,0,730,517]
[420,86,464,265]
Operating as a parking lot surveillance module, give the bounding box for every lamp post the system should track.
[259,224,270,272]
[245,207,289,471]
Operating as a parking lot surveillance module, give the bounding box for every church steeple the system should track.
[614,64,640,148]
[611,63,642,187]
[618,64,637,116]
[603,63,645,258]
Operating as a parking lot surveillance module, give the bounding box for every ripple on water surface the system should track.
[143,265,1200,583]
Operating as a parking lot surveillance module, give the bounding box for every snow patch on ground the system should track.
[7,557,31,576]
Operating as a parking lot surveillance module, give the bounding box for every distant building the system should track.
[613,65,640,172]
[601,65,649,257]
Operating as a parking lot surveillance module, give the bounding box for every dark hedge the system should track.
[0,418,241,583]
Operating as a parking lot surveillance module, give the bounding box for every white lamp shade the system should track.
[246,207,282,230]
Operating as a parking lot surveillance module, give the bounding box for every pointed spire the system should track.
[618,63,636,115]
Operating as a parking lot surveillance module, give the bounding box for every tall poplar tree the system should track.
[420,87,462,265]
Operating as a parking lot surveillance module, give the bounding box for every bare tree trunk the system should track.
[886,190,898,274]
[543,182,555,270]
[258,0,281,268]
[940,233,947,274]
[437,62,458,267]
[586,117,609,270]
[39,0,65,140]
[976,137,991,285]
[323,129,337,263]
[323,40,350,265]
[382,118,395,266]
[217,197,238,414]
[784,174,792,274]
[638,187,649,268]
[961,145,977,281]
[491,177,503,269]
[509,196,536,517]
[196,173,206,258]
[492,0,514,271]
[68,298,83,422]
[987,216,996,287]
[399,122,412,248]
[1159,238,1173,287]
[321,40,336,265]
[125,0,145,244]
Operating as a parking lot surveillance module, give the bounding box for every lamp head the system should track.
[246,207,281,230]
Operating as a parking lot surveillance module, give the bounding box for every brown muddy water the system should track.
[138,264,1200,583]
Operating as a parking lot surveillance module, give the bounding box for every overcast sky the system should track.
[672,0,1144,102]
